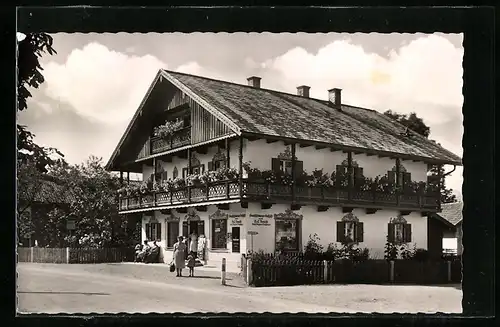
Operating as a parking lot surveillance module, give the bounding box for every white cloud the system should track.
[42,43,166,124]
[261,34,463,126]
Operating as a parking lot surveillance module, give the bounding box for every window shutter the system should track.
[272,158,280,172]
[156,223,162,240]
[356,222,364,242]
[387,223,395,243]
[388,171,396,184]
[208,161,214,171]
[404,223,412,243]
[161,171,168,181]
[354,167,363,178]
[336,221,345,243]
[200,164,205,174]
[182,221,188,237]
[149,173,154,182]
[145,224,151,241]
[294,160,304,174]
[182,168,188,178]
[198,221,205,237]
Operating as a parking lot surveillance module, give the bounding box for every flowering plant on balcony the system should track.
[242,161,262,181]
[218,167,239,181]
[402,181,427,195]
[200,170,218,184]
[153,119,184,139]
[372,175,399,194]
[186,174,203,187]
[354,176,375,192]
[139,180,154,195]
[165,177,186,191]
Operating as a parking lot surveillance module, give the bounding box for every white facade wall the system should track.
[244,140,428,181]
[142,203,429,264]
[138,138,431,265]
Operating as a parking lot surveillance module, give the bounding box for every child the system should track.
[186,254,196,277]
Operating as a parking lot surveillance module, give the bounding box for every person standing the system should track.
[173,236,187,277]
[189,232,198,259]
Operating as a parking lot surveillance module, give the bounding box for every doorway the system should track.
[231,227,240,253]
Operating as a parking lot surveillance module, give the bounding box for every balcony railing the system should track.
[241,182,439,210]
[119,180,240,211]
[118,179,440,212]
[150,127,191,154]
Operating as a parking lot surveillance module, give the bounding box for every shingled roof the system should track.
[162,70,461,165]
[106,69,462,170]
[435,202,463,226]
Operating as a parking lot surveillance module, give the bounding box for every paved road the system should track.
[17,263,462,314]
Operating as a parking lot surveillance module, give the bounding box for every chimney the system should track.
[328,88,342,109]
[297,85,311,98]
[247,76,261,88]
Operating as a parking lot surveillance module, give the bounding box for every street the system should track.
[17,263,462,314]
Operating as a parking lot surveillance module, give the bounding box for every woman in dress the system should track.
[173,236,187,277]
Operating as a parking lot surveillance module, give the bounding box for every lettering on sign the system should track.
[230,218,244,226]
[228,213,245,226]
[251,217,271,226]
[249,213,272,226]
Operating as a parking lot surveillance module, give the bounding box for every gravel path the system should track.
[16,263,462,314]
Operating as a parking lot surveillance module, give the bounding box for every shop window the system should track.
[211,219,227,249]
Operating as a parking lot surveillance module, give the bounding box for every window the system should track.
[173,167,179,179]
[145,223,161,241]
[279,160,293,174]
[388,222,412,244]
[211,219,227,249]
[336,220,364,243]
[275,218,300,251]
[214,160,226,170]
[167,221,179,248]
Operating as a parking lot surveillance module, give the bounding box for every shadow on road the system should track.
[185,275,233,281]
[18,291,110,296]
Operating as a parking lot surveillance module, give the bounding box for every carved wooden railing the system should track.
[118,180,240,211]
[150,127,191,154]
[119,180,439,211]
[241,181,439,210]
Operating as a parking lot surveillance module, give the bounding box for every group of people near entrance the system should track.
[135,233,200,277]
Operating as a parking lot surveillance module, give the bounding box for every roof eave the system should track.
[240,131,462,165]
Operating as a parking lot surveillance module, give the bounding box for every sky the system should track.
[17,32,464,199]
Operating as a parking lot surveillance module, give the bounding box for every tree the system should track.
[17,33,56,112]
[50,156,138,248]
[383,110,457,203]
[384,110,430,138]
[17,33,64,173]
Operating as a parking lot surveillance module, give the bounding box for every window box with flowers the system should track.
[153,119,184,140]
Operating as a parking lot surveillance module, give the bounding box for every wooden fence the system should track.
[17,247,135,264]
[247,258,462,287]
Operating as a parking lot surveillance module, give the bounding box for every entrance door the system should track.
[231,227,240,253]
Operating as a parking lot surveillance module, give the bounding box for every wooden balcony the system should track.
[118,180,440,212]
[150,127,191,155]
[119,180,240,211]
[241,182,439,211]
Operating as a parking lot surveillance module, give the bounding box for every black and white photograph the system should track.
[17,31,464,314]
